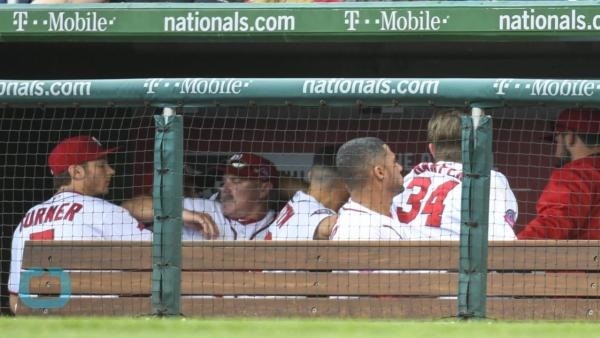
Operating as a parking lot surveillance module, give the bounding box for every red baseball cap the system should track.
[555,108,600,134]
[48,135,118,176]
[221,153,279,184]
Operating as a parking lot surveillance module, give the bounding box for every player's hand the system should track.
[313,215,337,240]
[183,210,220,239]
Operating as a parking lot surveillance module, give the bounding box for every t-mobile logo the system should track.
[344,11,360,31]
[13,12,29,32]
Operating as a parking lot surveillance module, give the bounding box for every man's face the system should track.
[80,158,115,196]
[382,145,404,195]
[219,175,271,220]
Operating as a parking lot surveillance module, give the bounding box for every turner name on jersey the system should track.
[9,191,151,294]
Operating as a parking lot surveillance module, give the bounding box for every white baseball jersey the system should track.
[267,190,336,240]
[330,199,414,240]
[392,161,518,240]
[182,198,275,240]
[9,191,152,294]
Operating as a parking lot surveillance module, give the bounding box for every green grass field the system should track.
[1,318,599,338]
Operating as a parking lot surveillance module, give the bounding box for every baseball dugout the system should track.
[3,1,600,318]
[1,77,600,320]
[15,240,600,319]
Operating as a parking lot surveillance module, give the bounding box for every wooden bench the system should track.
[15,240,600,319]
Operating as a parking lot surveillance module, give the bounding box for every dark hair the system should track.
[336,137,386,190]
[313,144,342,167]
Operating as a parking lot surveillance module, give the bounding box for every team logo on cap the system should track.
[227,154,248,169]
[229,154,243,162]
[224,153,277,182]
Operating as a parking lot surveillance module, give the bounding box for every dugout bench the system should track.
[14,240,600,320]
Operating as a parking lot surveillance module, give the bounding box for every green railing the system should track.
[459,111,492,319]
[153,111,184,317]
[2,1,600,42]
[2,78,600,107]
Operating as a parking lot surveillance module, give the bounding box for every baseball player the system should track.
[518,108,600,239]
[8,135,152,314]
[330,137,416,240]
[267,145,349,240]
[122,153,278,240]
[392,110,518,240]
[182,153,279,240]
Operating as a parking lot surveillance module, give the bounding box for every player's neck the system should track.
[57,184,85,195]
[351,188,392,216]
[308,183,334,210]
[236,205,269,223]
[569,144,600,161]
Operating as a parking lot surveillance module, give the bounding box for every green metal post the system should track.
[457,108,492,319]
[152,108,183,316]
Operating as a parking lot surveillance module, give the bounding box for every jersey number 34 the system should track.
[396,177,459,227]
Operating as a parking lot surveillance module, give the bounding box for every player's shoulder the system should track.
[294,191,331,213]
[339,201,379,225]
[405,162,434,178]
[291,190,317,204]
[51,192,120,209]
[561,157,600,176]
[335,202,354,220]
[406,161,464,181]
[490,169,511,187]
[86,195,125,211]
[310,208,335,217]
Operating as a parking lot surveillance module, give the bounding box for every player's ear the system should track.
[258,180,273,199]
[67,164,85,180]
[428,143,436,158]
[307,169,314,184]
[373,165,385,180]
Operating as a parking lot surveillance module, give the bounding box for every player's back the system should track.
[393,161,517,240]
[559,155,600,238]
[268,190,335,240]
[16,191,150,241]
[331,199,404,240]
[9,191,151,294]
[519,155,600,239]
